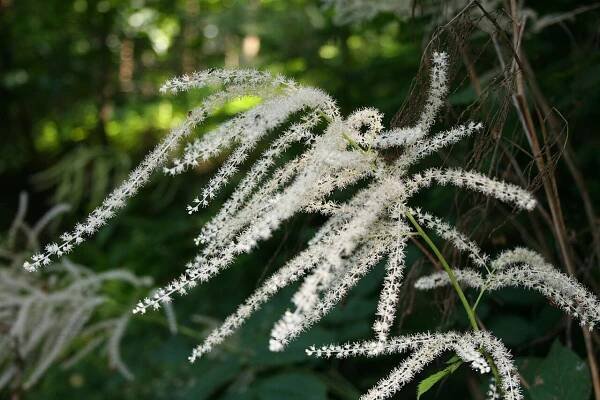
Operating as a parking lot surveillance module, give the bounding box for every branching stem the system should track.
[407,211,502,389]
[406,212,479,331]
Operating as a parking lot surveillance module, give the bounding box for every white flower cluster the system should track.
[307,331,520,400]
[415,247,600,330]
[411,207,489,267]
[2,195,152,390]
[23,52,599,399]
[23,69,301,272]
[487,377,501,400]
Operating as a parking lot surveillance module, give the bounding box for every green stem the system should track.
[341,131,368,155]
[472,287,486,311]
[473,267,498,311]
[406,212,479,332]
[407,212,502,388]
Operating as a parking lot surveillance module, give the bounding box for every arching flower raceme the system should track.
[24,52,599,399]
[307,331,521,400]
[415,247,600,330]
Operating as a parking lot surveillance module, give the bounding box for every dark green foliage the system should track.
[518,341,592,400]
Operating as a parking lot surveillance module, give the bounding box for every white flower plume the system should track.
[22,51,599,399]
[415,247,600,330]
[307,331,521,400]
[2,195,152,390]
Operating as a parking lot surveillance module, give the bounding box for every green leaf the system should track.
[519,340,591,400]
[416,359,462,399]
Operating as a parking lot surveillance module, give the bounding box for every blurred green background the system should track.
[1,0,599,399]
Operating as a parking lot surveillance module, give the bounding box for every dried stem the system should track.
[505,1,600,397]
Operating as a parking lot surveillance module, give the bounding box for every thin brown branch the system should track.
[506,1,600,397]
[520,55,600,265]
[410,236,443,271]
